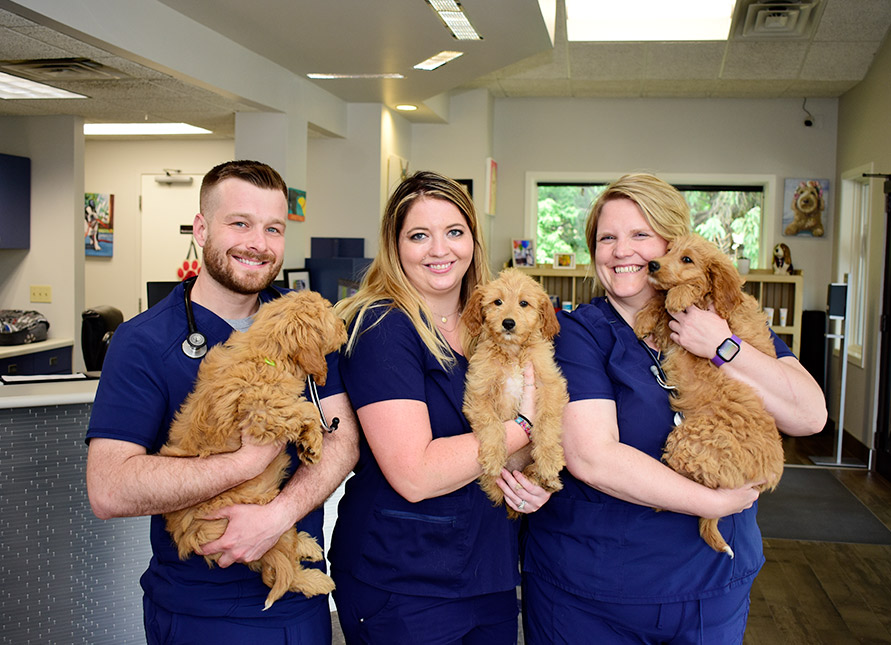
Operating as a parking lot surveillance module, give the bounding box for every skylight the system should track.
[565,0,735,42]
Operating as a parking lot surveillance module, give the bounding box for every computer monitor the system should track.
[146,281,181,309]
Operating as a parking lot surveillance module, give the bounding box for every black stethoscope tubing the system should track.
[180,276,338,432]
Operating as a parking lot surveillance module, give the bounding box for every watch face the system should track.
[717,337,740,361]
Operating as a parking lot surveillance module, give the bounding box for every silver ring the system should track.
[517,499,527,511]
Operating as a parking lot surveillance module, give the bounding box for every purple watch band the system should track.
[711,334,742,367]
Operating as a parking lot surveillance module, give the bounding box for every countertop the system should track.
[0,337,74,359]
[0,377,98,409]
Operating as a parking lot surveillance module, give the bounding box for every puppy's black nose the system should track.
[502,318,516,331]
[648,260,660,273]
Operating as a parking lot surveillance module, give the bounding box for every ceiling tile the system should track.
[721,41,808,79]
[644,43,725,80]
[801,42,880,80]
[814,0,891,41]
[568,43,646,80]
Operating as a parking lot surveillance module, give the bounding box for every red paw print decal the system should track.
[177,260,201,280]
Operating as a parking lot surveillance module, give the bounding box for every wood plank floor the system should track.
[333,431,891,644]
[744,433,891,645]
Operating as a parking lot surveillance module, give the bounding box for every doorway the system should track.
[139,174,202,311]
[875,182,891,479]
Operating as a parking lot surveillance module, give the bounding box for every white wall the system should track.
[0,116,84,362]
[412,89,496,253]
[306,104,390,261]
[83,139,234,321]
[489,97,838,311]
[832,35,891,449]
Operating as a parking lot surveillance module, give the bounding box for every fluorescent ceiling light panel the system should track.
[0,71,86,99]
[427,0,460,10]
[84,123,212,135]
[566,0,734,41]
[414,51,464,71]
[438,10,482,40]
[307,73,405,79]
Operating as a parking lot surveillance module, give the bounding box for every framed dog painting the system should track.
[783,178,829,237]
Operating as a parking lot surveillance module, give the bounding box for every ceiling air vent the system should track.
[0,58,129,81]
[737,0,823,39]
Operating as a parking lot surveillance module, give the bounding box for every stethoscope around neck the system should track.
[180,276,338,432]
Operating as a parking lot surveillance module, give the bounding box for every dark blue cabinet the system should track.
[0,152,31,249]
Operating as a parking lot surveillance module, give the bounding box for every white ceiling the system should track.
[0,0,889,138]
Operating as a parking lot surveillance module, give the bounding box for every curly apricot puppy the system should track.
[634,235,783,558]
[463,268,568,518]
[161,290,347,609]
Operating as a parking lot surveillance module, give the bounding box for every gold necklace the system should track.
[434,310,461,332]
[432,309,461,325]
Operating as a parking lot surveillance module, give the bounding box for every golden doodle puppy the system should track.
[634,235,783,558]
[463,268,569,518]
[161,290,347,610]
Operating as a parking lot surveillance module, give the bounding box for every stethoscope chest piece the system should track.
[182,331,207,359]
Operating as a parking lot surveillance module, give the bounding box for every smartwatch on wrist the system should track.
[711,334,742,367]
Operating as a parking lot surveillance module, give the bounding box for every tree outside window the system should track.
[536,183,763,268]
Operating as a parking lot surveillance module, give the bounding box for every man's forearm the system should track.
[270,393,359,524]
[86,438,276,519]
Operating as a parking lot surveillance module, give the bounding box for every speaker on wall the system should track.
[800,310,827,393]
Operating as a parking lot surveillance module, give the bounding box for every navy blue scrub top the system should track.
[330,304,520,598]
[523,297,793,604]
[87,281,342,624]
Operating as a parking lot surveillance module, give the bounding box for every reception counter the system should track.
[1,377,150,644]
[0,376,98,408]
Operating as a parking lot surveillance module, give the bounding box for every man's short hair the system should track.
[200,160,288,213]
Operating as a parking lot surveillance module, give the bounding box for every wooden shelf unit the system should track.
[741,270,803,356]
[515,266,803,356]
[514,265,602,309]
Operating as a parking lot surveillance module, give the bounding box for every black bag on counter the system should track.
[0,310,49,345]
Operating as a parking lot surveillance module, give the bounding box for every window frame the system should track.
[837,163,873,367]
[526,171,778,269]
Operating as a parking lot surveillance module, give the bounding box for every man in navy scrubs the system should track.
[86,160,358,644]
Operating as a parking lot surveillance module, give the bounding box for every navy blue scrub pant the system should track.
[143,595,332,644]
[522,573,752,645]
[332,571,519,644]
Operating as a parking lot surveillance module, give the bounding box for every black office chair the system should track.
[81,306,124,371]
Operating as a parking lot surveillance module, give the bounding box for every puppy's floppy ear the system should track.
[708,252,745,319]
[291,318,331,383]
[538,291,560,340]
[462,283,485,336]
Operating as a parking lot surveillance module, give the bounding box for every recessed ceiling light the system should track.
[0,71,86,99]
[565,0,734,41]
[84,123,212,135]
[414,51,464,71]
[396,104,418,111]
[307,73,405,80]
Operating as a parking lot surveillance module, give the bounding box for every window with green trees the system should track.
[536,183,763,268]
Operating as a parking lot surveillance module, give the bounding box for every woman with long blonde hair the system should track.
[330,170,549,643]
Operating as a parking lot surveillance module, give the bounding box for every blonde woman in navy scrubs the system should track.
[522,174,826,644]
[330,171,549,644]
